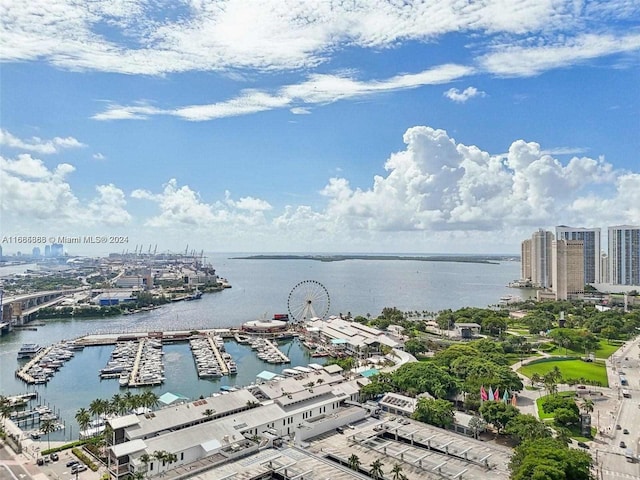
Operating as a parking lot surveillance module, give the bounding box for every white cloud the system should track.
[290,107,311,115]
[94,64,474,121]
[0,153,131,226]
[88,184,132,225]
[0,0,574,75]
[444,86,486,103]
[311,126,624,233]
[93,153,106,160]
[481,32,640,76]
[0,129,85,154]
[5,0,633,81]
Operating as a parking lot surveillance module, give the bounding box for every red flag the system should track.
[480,385,488,401]
[494,387,500,401]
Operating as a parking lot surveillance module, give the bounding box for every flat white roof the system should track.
[109,414,139,430]
[110,438,147,457]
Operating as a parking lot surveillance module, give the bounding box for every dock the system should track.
[207,335,229,375]
[127,340,146,386]
[15,346,53,384]
[264,339,290,363]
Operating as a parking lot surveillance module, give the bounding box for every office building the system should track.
[555,226,601,284]
[609,225,640,286]
[552,239,584,300]
[531,229,554,288]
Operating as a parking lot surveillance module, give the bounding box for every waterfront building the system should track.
[555,226,601,284]
[520,239,531,281]
[107,367,368,479]
[305,316,400,358]
[530,229,554,289]
[609,225,640,286]
[552,239,585,301]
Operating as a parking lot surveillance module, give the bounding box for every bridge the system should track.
[0,287,90,334]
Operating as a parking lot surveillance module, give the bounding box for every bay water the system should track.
[0,254,526,440]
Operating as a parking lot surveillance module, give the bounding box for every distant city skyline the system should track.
[1,1,639,254]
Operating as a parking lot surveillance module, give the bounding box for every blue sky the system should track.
[1,0,639,255]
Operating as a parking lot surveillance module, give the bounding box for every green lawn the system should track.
[548,339,622,359]
[519,358,609,387]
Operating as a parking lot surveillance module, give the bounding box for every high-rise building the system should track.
[552,239,584,300]
[32,247,41,257]
[600,252,610,284]
[44,245,51,257]
[608,225,640,286]
[521,239,531,281]
[555,226,601,284]
[531,229,554,288]
[51,243,64,257]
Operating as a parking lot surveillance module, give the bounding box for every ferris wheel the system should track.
[287,280,330,322]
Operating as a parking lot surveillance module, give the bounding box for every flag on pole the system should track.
[480,385,488,401]
[494,387,500,401]
[488,386,494,401]
[502,389,509,404]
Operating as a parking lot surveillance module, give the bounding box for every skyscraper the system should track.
[552,239,584,300]
[608,225,640,286]
[521,239,531,281]
[531,229,554,288]
[555,226,601,284]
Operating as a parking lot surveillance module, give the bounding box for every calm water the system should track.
[0,254,525,439]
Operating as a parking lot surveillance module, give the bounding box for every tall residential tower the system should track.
[555,226,601,284]
[531,229,554,289]
[608,225,640,286]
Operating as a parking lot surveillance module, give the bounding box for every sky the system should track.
[1,0,639,256]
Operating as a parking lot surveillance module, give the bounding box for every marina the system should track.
[100,338,166,387]
[15,341,83,385]
[189,333,236,378]
[250,337,291,364]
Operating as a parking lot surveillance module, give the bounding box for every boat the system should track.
[186,290,203,301]
[17,344,44,359]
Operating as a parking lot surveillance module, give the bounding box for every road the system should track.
[595,336,640,480]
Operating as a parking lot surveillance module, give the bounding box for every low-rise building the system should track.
[107,366,370,479]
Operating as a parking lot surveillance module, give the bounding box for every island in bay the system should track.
[231,254,515,264]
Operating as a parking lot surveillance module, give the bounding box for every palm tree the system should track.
[40,418,56,451]
[123,391,136,412]
[202,409,215,419]
[390,463,407,480]
[580,398,594,415]
[141,390,159,411]
[369,459,385,480]
[110,394,124,415]
[139,453,151,477]
[348,454,361,471]
[75,408,91,437]
[0,396,13,428]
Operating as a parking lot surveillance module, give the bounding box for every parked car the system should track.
[623,429,629,434]
[50,453,59,461]
[71,464,87,474]
[616,424,622,430]
[36,458,44,466]
[335,427,345,434]
[620,441,627,449]
[66,460,79,468]
[577,442,589,449]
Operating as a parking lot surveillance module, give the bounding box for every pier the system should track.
[127,340,146,386]
[207,335,229,375]
[15,347,52,383]
[264,339,290,363]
